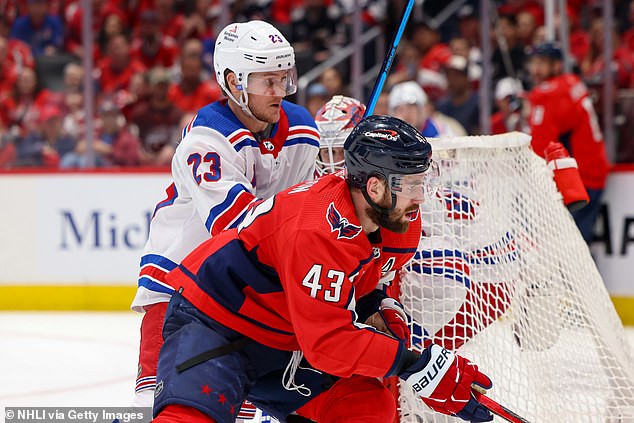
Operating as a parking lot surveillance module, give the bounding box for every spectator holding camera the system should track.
[491,77,527,134]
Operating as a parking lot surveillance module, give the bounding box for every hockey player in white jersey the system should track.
[130,21,319,413]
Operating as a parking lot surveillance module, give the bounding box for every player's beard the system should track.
[366,190,418,234]
[249,94,282,124]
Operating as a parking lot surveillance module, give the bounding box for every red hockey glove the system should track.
[544,142,589,212]
[378,298,411,347]
[399,344,493,422]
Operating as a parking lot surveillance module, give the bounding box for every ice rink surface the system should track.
[1,311,634,410]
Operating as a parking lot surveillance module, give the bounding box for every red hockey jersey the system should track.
[165,172,421,379]
[528,74,609,189]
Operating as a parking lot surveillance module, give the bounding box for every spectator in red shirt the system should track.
[130,67,182,166]
[0,67,54,138]
[168,39,221,114]
[0,17,34,73]
[131,9,179,69]
[96,34,146,97]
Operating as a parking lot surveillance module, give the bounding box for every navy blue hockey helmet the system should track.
[531,42,563,61]
[344,115,438,211]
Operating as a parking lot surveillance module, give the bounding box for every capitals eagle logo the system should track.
[327,203,362,239]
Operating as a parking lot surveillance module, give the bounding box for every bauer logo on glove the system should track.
[410,347,453,394]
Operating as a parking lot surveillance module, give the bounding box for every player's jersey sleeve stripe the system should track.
[284,137,320,148]
[181,114,198,139]
[228,129,258,153]
[288,125,319,137]
[205,184,255,235]
[152,183,179,218]
[233,137,259,152]
[139,266,169,282]
[285,125,320,147]
[140,254,178,272]
[135,376,157,393]
[138,276,175,294]
[210,190,254,235]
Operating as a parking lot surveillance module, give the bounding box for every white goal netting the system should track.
[396,132,634,422]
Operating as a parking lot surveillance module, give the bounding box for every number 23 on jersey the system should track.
[302,264,346,303]
[187,152,221,184]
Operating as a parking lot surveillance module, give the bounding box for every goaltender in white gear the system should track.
[130,20,320,412]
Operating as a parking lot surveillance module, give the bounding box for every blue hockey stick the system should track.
[363,0,416,117]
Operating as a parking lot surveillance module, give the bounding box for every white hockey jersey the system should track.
[131,99,319,311]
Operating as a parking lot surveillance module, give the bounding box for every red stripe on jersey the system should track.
[171,267,300,351]
[229,130,252,145]
[139,265,169,283]
[210,190,255,236]
[186,114,196,132]
[288,127,319,138]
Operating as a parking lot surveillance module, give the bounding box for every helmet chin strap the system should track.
[226,87,258,121]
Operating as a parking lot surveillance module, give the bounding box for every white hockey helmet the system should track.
[214,21,297,116]
[388,81,428,112]
[314,95,366,176]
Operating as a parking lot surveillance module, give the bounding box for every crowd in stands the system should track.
[0,0,633,169]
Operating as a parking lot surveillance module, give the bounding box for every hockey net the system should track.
[394,132,634,422]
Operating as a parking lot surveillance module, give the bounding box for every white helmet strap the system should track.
[225,73,258,120]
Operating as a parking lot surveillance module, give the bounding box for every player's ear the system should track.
[366,175,386,203]
[225,71,240,97]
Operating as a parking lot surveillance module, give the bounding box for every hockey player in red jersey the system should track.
[131,21,319,416]
[527,42,609,242]
[152,115,494,423]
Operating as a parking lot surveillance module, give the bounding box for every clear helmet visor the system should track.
[388,160,441,201]
[245,68,298,97]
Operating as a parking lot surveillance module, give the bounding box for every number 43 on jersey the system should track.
[302,264,346,302]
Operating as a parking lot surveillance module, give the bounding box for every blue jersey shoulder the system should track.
[281,100,317,129]
[191,101,247,138]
